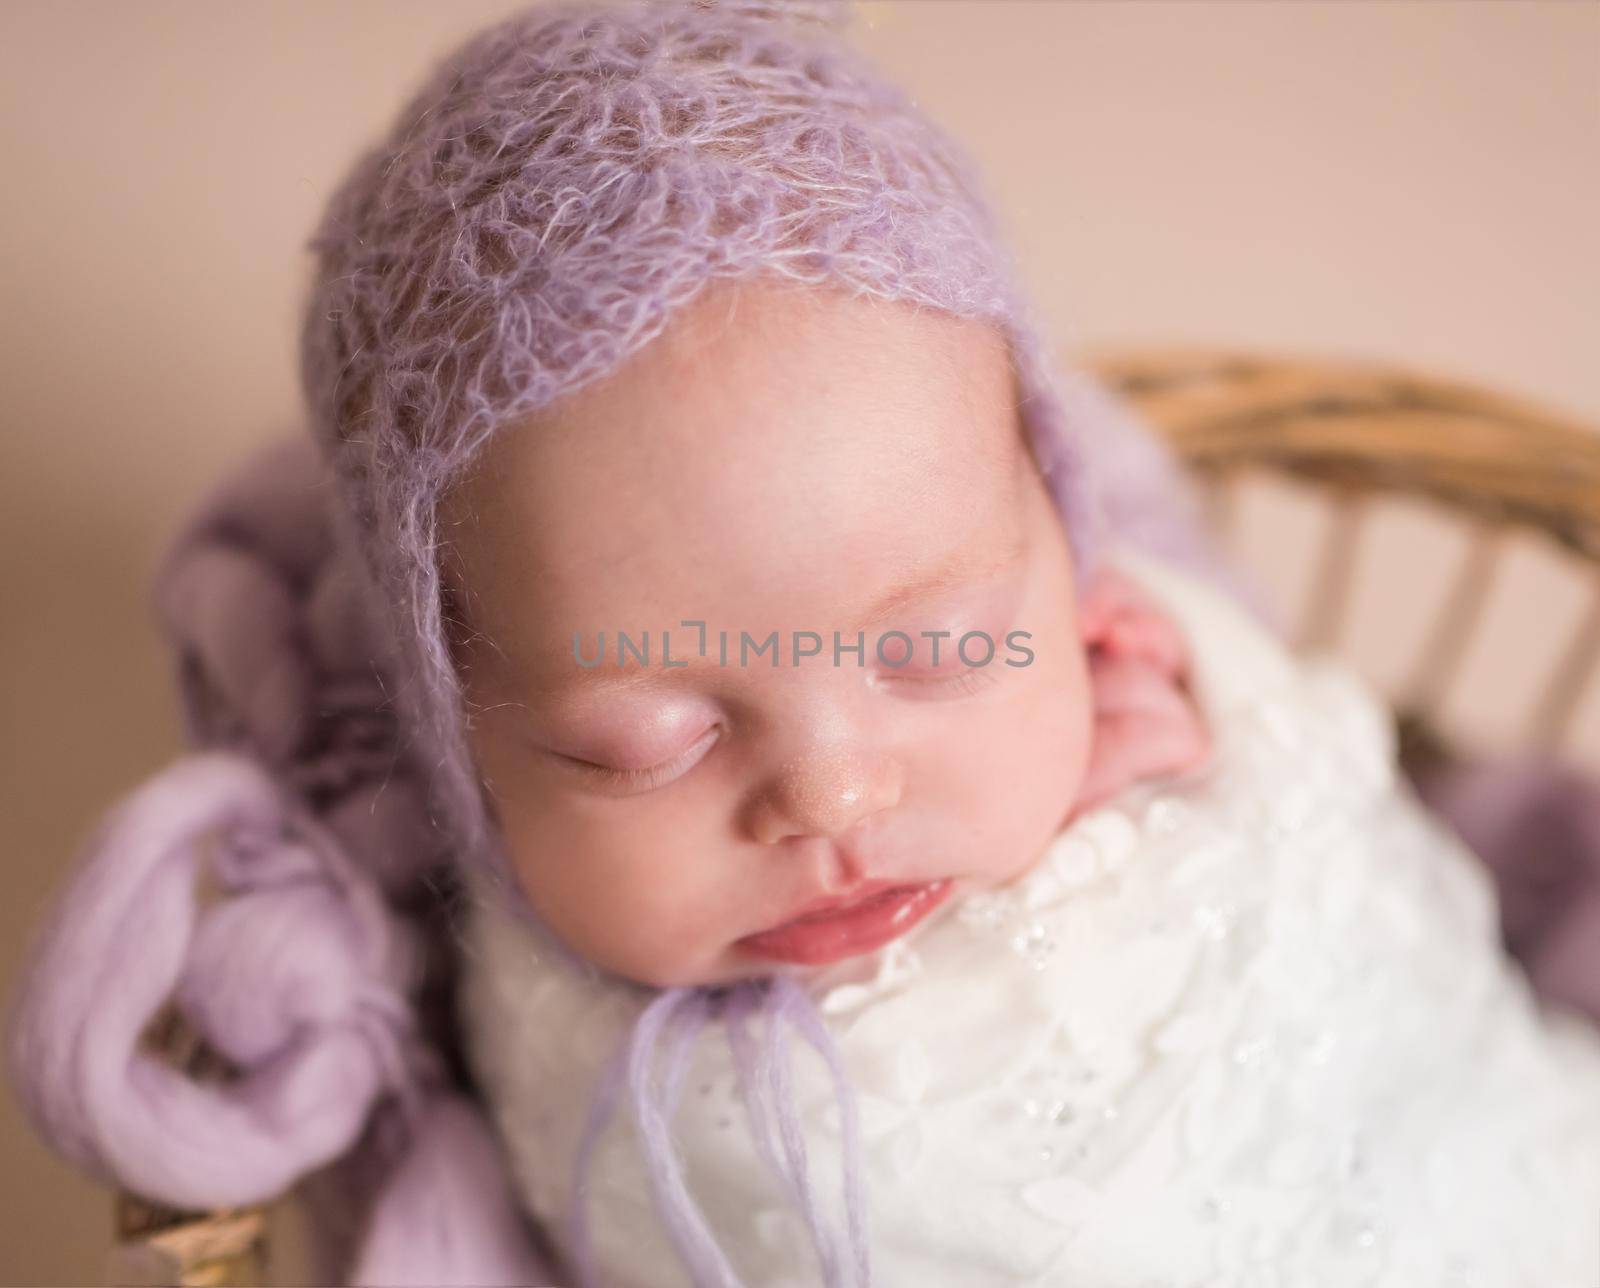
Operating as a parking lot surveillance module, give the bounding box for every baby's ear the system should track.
[1070,567,1212,815]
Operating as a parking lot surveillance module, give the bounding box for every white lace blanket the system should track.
[459,551,1600,1287]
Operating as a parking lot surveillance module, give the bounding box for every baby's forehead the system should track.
[606,278,1021,435]
[455,285,1024,538]
[439,282,1036,659]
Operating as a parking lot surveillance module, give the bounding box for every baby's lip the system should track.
[758,877,921,932]
[734,879,956,966]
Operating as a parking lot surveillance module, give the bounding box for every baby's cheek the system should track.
[946,654,1093,884]
[1015,677,1096,841]
[498,807,725,986]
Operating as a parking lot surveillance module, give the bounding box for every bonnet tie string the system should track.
[771,974,873,1288]
[571,975,873,1288]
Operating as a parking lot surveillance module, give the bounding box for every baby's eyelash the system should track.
[877,666,1001,698]
[570,759,673,790]
[557,726,720,795]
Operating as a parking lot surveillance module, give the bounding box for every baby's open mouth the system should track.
[734,879,954,966]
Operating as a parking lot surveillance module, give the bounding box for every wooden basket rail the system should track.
[109,347,1600,1285]
[1089,347,1600,766]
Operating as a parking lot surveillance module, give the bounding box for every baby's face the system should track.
[441,280,1092,987]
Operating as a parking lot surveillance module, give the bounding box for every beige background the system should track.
[2,1,1596,1282]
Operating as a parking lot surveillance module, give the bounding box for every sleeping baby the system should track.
[8,1,1598,1285]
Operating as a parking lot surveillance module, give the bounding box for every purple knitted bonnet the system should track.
[298,0,1206,885]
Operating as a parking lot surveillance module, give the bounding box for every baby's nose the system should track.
[745,745,902,847]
